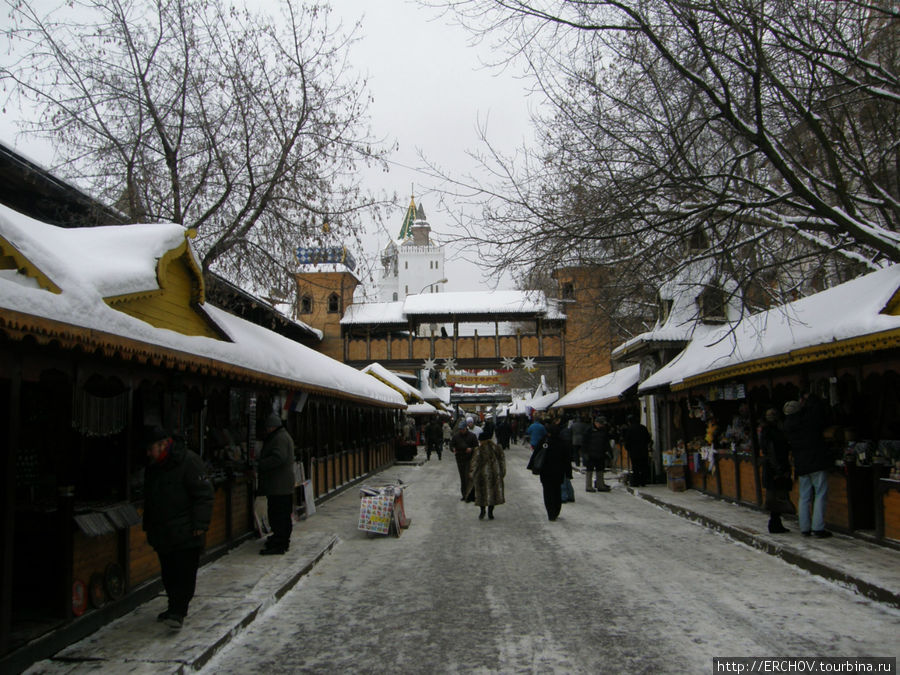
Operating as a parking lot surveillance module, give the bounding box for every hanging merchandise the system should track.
[73,389,129,437]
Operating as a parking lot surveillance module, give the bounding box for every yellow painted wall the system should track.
[107,254,221,339]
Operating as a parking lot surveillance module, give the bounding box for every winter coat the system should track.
[571,419,590,447]
[143,439,214,554]
[468,439,506,506]
[783,395,830,476]
[257,425,296,496]
[425,420,443,443]
[585,424,612,460]
[623,422,651,458]
[759,421,792,490]
[496,420,511,446]
[526,421,547,448]
[539,424,572,486]
[450,429,478,456]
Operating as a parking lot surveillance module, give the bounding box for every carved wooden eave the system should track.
[0,308,403,409]
[671,327,900,392]
[0,233,62,293]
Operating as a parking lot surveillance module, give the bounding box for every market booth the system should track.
[0,206,405,667]
[637,266,900,539]
[552,364,641,472]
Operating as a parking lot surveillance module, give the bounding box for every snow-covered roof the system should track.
[613,258,741,359]
[406,402,437,416]
[529,390,560,411]
[639,265,900,392]
[403,290,550,316]
[0,204,404,408]
[360,362,425,403]
[341,301,406,325]
[553,364,641,409]
[344,290,565,325]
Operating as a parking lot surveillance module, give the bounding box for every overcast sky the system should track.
[331,0,534,295]
[0,0,536,296]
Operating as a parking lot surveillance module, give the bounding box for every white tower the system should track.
[379,197,445,302]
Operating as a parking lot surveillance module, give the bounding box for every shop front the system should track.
[637,266,900,543]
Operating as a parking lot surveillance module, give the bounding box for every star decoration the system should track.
[422,358,437,371]
[521,356,537,372]
[442,357,457,372]
[501,357,517,370]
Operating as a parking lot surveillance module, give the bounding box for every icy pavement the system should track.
[23,443,900,674]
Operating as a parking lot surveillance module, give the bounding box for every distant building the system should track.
[379,197,445,302]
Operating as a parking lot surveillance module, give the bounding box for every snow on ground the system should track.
[199,444,900,674]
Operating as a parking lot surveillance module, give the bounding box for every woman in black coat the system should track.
[539,419,573,521]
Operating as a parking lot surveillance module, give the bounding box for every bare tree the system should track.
[2,0,388,293]
[428,0,899,330]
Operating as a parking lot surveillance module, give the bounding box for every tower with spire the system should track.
[379,195,446,302]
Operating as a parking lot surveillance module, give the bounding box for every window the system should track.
[327,293,341,314]
[657,293,673,323]
[392,292,398,301]
[405,261,408,269]
[300,295,313,314]
[561,282,575,300]
[699,286,727,323]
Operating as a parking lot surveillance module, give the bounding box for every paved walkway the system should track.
[23,458,900,674]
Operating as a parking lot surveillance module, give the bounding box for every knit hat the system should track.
[783,401,801,416]
[765,408,778,422]
[143,425,170,447]
[458,418,467,430]
[264,412,282,429]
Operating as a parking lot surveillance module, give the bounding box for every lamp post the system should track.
[417,278,447,294]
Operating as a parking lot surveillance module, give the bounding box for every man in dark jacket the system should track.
[257,413,296,554]
[783,395,832,538]
[584,416,613,492]
[539,418,573,520]
[450,418,479,500]
[623,415,652,487]
[142,426,214,631]
[425,416,443,460]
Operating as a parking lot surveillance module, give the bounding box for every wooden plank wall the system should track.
[883,489,900,541]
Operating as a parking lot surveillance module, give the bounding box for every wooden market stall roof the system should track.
[0,204,405,409]
[553,364,641,409]
[638,265,900,393]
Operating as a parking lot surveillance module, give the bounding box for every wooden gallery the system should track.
[0,203,405,663]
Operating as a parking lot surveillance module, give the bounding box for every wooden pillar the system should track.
[494,322,500,358]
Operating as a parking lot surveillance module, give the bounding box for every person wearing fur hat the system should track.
[142,425,214,630]
[468,422,506,520]
[257,412,296,554]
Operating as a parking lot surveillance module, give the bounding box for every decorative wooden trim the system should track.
[673,328,900,391]
[0,234,62,293]
[0,309,403,409]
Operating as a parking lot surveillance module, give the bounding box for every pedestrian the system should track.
[451,418,479,501]
[584,416,613,492]
[467,415,483,439]
[425,415,443,460]
[558,416,576,502]
[257,412,296,555]
[142,426,214,631]
[468,422,506,520]
[496,417,511,450]
[538,418,572,521]
[526,413,547,450]
[623,414,652,487]
[758,407,794,534]
[570,414,590,467]
[442,418,452,454]
[783,395,832,538]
